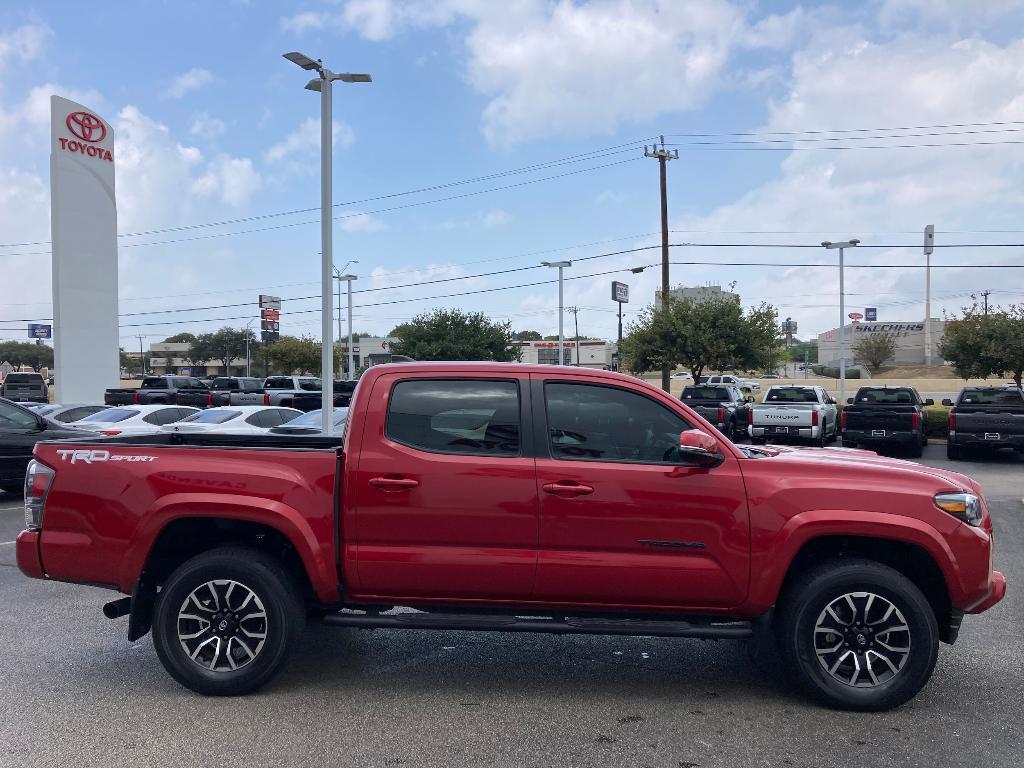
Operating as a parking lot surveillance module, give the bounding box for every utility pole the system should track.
[823,239,860,408]
[923,225,934,365]
[568,306,580,365]
[645,135,678,392]
[982,290,991,316]
[135,334,146,376]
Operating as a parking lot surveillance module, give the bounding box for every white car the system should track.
[74,404,200,436]
[706,374,761,393]
[161,405,303,436]
[670,372,694,381]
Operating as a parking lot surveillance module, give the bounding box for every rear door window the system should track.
[386,379,521,456]
[264,377,293,389]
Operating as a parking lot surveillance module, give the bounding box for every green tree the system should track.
[939,305,1005,381]
[163,332,197,344]
[0,341,54,372]
[269,336,321,375]
[619,296,780,381]
[390,309,521,362]
[853,332,898,372]
[206,327,253,373]
[787,339,818,364]
[513,330,543,341]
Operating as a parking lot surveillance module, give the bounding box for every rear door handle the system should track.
[369,476,419,491]
[542,481,594,496]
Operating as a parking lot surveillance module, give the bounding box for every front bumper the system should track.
[968,570,1007,614]
[16,530,45,580]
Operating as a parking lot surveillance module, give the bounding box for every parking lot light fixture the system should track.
[821,238,860,406]
[542,261,572,365]
[283,52,371,435]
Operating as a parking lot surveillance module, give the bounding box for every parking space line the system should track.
[1,541,15,546]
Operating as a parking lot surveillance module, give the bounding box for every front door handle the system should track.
[542,481,594,496]
[369,476,419,491]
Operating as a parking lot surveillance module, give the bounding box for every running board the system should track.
[321,611,752,639]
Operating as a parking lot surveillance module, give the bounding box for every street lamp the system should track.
[333,269,357,378]
[822,238,859,406]
[541,260,571,365]
[284,51,371,435]
[243,319,255,377]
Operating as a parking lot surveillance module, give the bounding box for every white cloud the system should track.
[0,23,50,69]
[282,0,455,40]
[481,209,512,229]
[282,11,326,33]
[338,211,387,232]
[190,112,226,140]
[163,67,213,99]
[265,117,356,168]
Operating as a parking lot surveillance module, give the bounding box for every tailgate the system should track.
[104,389,135,405]
[845,408,916,431]
[956,411,1024,435]
[753,406,812,427]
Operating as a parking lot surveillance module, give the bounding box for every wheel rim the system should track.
[177,580,268,672]
[813,591,911,688]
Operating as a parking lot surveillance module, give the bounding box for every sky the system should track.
[2,0,1024,348]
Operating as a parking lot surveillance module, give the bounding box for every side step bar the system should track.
[321,611,753,639]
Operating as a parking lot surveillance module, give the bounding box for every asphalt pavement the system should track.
[0,445,1021,768]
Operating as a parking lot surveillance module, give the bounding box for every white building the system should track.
[817,320,947,367]
[513,340,617,368]
[656,284,740,305]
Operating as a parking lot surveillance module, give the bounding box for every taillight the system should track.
[911,412,920,430]
[949,412,956,432]
[717,406,725,423]
[747,408,753,424]
[263,393,270,405]
[132,392,139,404]
[24,459,54,530]
[811,409,819,427]
[841,410,847,429]
[100,429,121,436]
[207,393,213,406]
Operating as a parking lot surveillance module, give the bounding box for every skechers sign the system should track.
[854,322,924,337]
[58,110,113,162]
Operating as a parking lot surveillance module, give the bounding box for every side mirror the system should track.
[678,429,724,468]
[941,398,953,407]
[924,398,934,406]
[846,397,853,404]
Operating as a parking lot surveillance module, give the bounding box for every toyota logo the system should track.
[66,111,106,143]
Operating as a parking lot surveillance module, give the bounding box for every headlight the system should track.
[934,492,983,527]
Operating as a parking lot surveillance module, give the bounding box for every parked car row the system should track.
[103,375,357,411]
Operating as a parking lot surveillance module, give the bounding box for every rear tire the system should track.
[816,421,827,448]
[776,559,938,711]
[946,442,962,460]
[152,546,305,696]
[908,440,923,458]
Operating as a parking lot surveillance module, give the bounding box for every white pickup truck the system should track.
[749,385,838,446]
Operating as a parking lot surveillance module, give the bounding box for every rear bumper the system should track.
[950,432,1024,449]
[968,570,1007,614]
[16,530,45,580]
[843,429,919,444]
[751,425,819,440]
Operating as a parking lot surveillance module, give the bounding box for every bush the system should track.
[923,406,950,439]
[811,365,861,379]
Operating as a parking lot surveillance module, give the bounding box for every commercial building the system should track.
[512,340,617,368]
[655,284,740,305]
[817,320,946,367]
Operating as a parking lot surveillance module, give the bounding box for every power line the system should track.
[666,119,1024,139]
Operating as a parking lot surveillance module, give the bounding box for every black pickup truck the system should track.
[841,386,933,456]
[172,376,267,408]
[679,384,752,441]
[289,379,358,412]
[104,375,209,406]
[943,386,1024,460]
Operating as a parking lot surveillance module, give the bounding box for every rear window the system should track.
[140,378,169,389]
[682,386,730,401]
[854,388,916,404]
[181,410,241,424]
[765,388,819,403]
[298,378,321,391]
[960,389,1024,405]
[211,378,239,391]
[80,408,138,423]
[4,373,43,384]
[264,377,294,389]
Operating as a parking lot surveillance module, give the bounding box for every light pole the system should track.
[334,260,358,378]
[923,224,934,365]
[822,238,859,406]
[244,319,255,376]
[284,51,371,435]
[542,261,571,364]
[334,270,357,378]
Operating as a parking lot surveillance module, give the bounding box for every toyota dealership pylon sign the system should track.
[50,95,119,402]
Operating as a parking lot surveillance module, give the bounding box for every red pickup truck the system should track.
[16,363,1005,710]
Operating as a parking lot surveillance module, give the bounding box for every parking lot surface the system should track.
[1,445,1021,768]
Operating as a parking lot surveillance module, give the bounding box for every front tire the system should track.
[776,559,938,711]
[152,547,305,696]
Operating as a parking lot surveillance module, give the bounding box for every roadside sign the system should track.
[848,312,863,321]
[261,320,280,332]
[28,323,52,339]
[261,331,279,343]
[179,367,191,376]
[611,281,629,303]
[259,294,282,310]
[261,308,280,321]
[865,307,877,322]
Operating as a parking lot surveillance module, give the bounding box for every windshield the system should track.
[765,388,819,403]
[682,386,730,401]
[80,408,138,423]
[960,389,1024,405]
[282,408,349,427]
[180,410,241,424]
